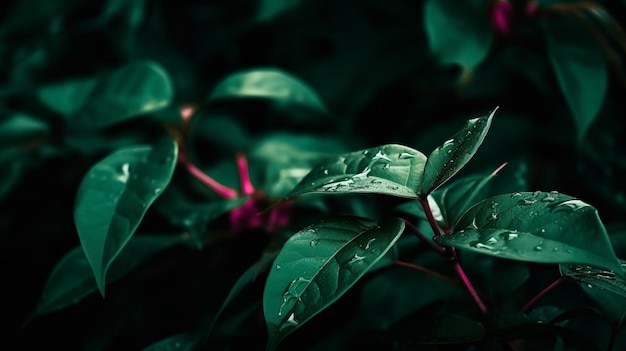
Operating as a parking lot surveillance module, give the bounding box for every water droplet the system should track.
[487,213,498,221]
[363,150,369,155]
[467,218,479,230]
[364,238,376,250]
[553,247,559,252]
[550,190,559,194]
[534,246,543,251]
[541,195,556,202]
[586,283,593,288]
[521,197,537,205]
[398,152,415,159]
[552,199,589,213]
[348,254,366,264]
[373,150,391,162]
[279,277,310,316]
[323,169,329,175]
[383,164,390,170]
[491,202,498,209]
[539,228,545,234]
[446,149,452,154]
[443,139,455,148]
[309,239,320,247]
[511,192,523,198]
[487,237,498,245]
[286,313,298,325]
[154,188,162,194]
[352,167,371,180]
[499,232,519,241]
[370,179,382,184]
[276,265,281,270]
[116,163,130,182]
[470,241,494,250]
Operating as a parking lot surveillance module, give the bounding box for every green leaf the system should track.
[74,137,178,296]
[420,108,496,195]
[286,144,427,200]
[560,263,626,323]
[431,167,502,227]
[37,78,98,117]
[207,68,327,114]
[263,216,405,350]
[424,0,494,72]
[256,0,301,22]
[31,235,184,320]
[141,332,200,351]
[406,314,486,344]
[207,250,278,337]
[70,61,173,130]
[544,17,608,143]
[436,192,623,274]
[0,113,49,148]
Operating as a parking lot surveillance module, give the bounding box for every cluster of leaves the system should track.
[2,0,626,350]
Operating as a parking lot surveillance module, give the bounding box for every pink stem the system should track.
[520,277,565,313]
[395,260,457,285]
[419,196,443,237]
[178,152,239,199]
[450,250,488,314]
[403,219,447,256]
[236,152,255,196]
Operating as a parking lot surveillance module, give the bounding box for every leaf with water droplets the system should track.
[560,263,626,322]
[431,167,501,226]
[420,108,496,195]
[208,68,327,114]
[69,61,174,130]
[285,144,427,200]
[29,235,184,321]
[435,192,623,274]
[74,137,178,296]
[263,215,405,350]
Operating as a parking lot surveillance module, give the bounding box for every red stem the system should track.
[450,249,489,314]
[520,277,566,313]
[394,260,457,285]
[419,196,443,237]
[403,219,447,256]
[178,151,239,199]
[236,152,255,196]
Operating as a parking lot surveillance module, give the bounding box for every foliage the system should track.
[2,0,626,350]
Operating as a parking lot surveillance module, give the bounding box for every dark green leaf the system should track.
[37,78,97,117]
[408,314,486,344]
[544,17,608,143]
[436,192,623,273]
[256,0,302,22]
[263,216,405,350]
[286,144,427,200]
[560,263,626,322]
[420,108,496,195]
[142,332,200,351]
[70,61,173,130]
[31,235,184,319]
[207,251,278,337]
[74,137,178,295]
[431,167,502,226]
[424,0,494,72]
[0,114,49,148]
[207,68,327,114]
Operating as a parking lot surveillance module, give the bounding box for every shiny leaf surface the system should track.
[74,137,178,295]
[263,216,405,350]
[436,192,623,273]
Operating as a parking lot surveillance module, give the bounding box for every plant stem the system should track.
[419,196,443,237]
[450,249,488,314]
[403,219,447,256]
[178,150,239,199]
[520,277,565,313]
[394,260,457,285]
[235,152,255,196]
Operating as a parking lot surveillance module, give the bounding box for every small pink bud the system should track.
[492,0,514,37]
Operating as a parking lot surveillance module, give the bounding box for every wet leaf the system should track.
[208,68,327,114]
[544,17,608,143]
[70,61,173,130]
[420,108,496,195]
[74,137,178,295]
[263,216,405,350]
[31,235,184,320]
[431,168,500,227]
[285,144,427,200]
[424,0,493,72]
[560,263,626,322]
[436,192,623,274]
[141,331,200,351]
